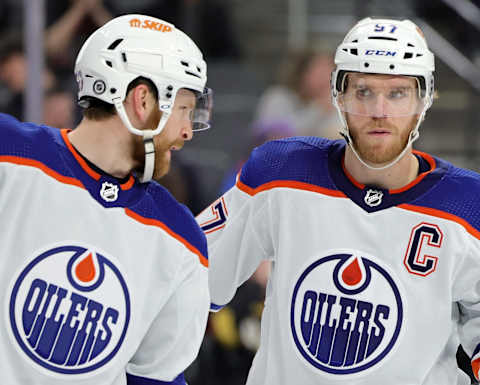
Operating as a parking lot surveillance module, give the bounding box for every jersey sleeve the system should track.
[196,150,275,312]
[125,250,209,384]
[454,236,480,381]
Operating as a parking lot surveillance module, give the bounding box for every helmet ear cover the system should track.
[79,77,159,120]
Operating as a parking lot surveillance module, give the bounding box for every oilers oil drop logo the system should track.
[290,251,403,376]
[8,244,130,375]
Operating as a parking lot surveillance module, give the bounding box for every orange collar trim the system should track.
[341,156,365,189]
[61,129,135,190]
[341,150,437,195]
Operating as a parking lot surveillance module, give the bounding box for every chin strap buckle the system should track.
[140,131,155,183]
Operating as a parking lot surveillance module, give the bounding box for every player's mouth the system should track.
[367,129,391,136]
[170,143,184,151]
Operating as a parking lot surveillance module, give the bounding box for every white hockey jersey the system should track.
[197,136,480,385]
[0,113,209,385]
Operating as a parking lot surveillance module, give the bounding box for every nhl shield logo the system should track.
[364,189,383,207]
[7,244,130,376]
[100,182,119,202]
[290,251,404,377]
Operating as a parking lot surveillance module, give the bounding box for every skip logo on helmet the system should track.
[6,244,130,376]
[129,17,172,32]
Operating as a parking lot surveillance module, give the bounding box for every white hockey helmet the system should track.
[75,14,212,181]
[331,17,435,170]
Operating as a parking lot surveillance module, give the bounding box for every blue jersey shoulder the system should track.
[131,182,208,262]
[239,136,339,190]
[0,113,68,173]
[413,157,480,232]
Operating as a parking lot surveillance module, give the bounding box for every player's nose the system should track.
[181,120,193,141]
[371,94,388,118]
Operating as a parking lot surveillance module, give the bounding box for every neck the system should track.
[344,145,419,190]
[68,116,139,178]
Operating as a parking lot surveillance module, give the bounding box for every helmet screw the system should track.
[389,64,395,70]
[110,88,117,94]
[167,85,173,91]
[364,62,370,68]
[166,93,172,98]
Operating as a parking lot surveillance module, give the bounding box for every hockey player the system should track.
[0,14,212,385]
[197,17,480,384]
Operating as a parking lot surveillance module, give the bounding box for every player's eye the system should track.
[388,88,409,99]
[179,105,194,120]
[355,87,372,100]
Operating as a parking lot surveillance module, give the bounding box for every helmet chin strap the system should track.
[335,105,426,171]
[113,98,170,183]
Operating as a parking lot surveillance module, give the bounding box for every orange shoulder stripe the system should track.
[124,208,209,268]
[0,155,85,189]
[399,203,480,240]
[236,179,347,198]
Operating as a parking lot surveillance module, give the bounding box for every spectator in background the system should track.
[43,87,75,129]
[45,0,114,81]
[255,48,340,139]
[0,33,56,119]
[186,260,271,385]
[219,120,296,194]
[103,0,241,60]
[158,154,207,216]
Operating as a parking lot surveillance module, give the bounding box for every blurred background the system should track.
[1,0,479,383]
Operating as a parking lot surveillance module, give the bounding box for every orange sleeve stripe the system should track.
[236,179,347,198]
[0,155,85,189]
[124,208,209,268]
[399,203,480,240]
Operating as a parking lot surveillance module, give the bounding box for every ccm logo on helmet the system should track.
[365,50,397,56]
[129,18,172,32]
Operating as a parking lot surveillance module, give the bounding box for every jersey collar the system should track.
[60,129,144,207]
[328,141,449,213]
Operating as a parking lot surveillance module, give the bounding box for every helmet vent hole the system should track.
[403,52,413,59]
[368,36,397,41]
[342,48,348,52]
[107,39,123,50]
[181,61,189,67]
[389,64,395,70]
[185,70,201,79]
[105,60,113,68]
[407,43,415,47]
[352,39,358,43]
[350,48,358,56]
[197,66,201,72]
[416,53,423,57]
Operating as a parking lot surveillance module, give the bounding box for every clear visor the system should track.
[337,74,427,118]
[191,87,213,132]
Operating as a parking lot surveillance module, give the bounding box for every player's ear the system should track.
[128,84,153,123]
